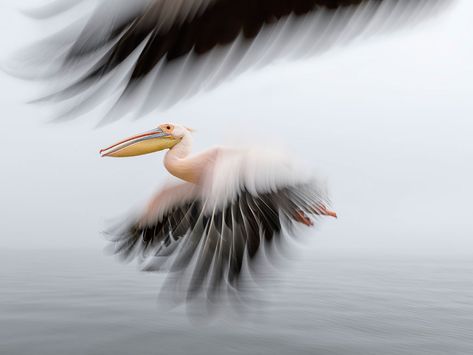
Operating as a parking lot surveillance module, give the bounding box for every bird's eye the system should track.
[166,125,171,130]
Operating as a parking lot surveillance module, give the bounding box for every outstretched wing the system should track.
[108,181,329,302]
[107,182,201,262]
[12,0,453,121]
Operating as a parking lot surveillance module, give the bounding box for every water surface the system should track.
[2,250,472,355]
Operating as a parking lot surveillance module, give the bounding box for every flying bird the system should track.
[11,0,453,122]
[101,123,337,302]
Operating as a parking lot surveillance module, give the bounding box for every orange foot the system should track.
[294,209,314,226]
[318,205,338,219]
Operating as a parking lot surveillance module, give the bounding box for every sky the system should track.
[0,0,472,254]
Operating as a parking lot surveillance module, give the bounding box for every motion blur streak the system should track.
[6,0,454,122]
[101,123,336,310]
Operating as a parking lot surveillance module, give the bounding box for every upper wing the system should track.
[12,0,453,121]
[108,181,329,303]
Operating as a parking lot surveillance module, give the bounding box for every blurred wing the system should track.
[108,181,329,301]
[108,182,201,262]
[11,0,453,121]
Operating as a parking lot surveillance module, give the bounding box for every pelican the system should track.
[11,0,453,121]
[101,123,336,301]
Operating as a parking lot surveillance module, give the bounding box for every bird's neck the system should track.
[164,133,199,183]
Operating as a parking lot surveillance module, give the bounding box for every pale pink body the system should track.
[140,125,336,225]
[163,132,220,185]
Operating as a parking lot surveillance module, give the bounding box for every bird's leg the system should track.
[293,209,314,226]
[315,204,338,218]
[294,205,337,226]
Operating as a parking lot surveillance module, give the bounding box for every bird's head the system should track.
[100,123,193,158]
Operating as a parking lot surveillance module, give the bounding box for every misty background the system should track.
[1,2,473,355]
[0,0,472,255]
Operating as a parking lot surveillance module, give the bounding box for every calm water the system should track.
[1,249,472,355]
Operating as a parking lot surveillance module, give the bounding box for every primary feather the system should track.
[10,0,453,121]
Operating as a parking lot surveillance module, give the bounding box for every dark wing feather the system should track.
[109,199,201,262]
[10,0,453,121]
[108,182,329,302]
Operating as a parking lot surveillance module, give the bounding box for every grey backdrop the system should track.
[0,0,472,254]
